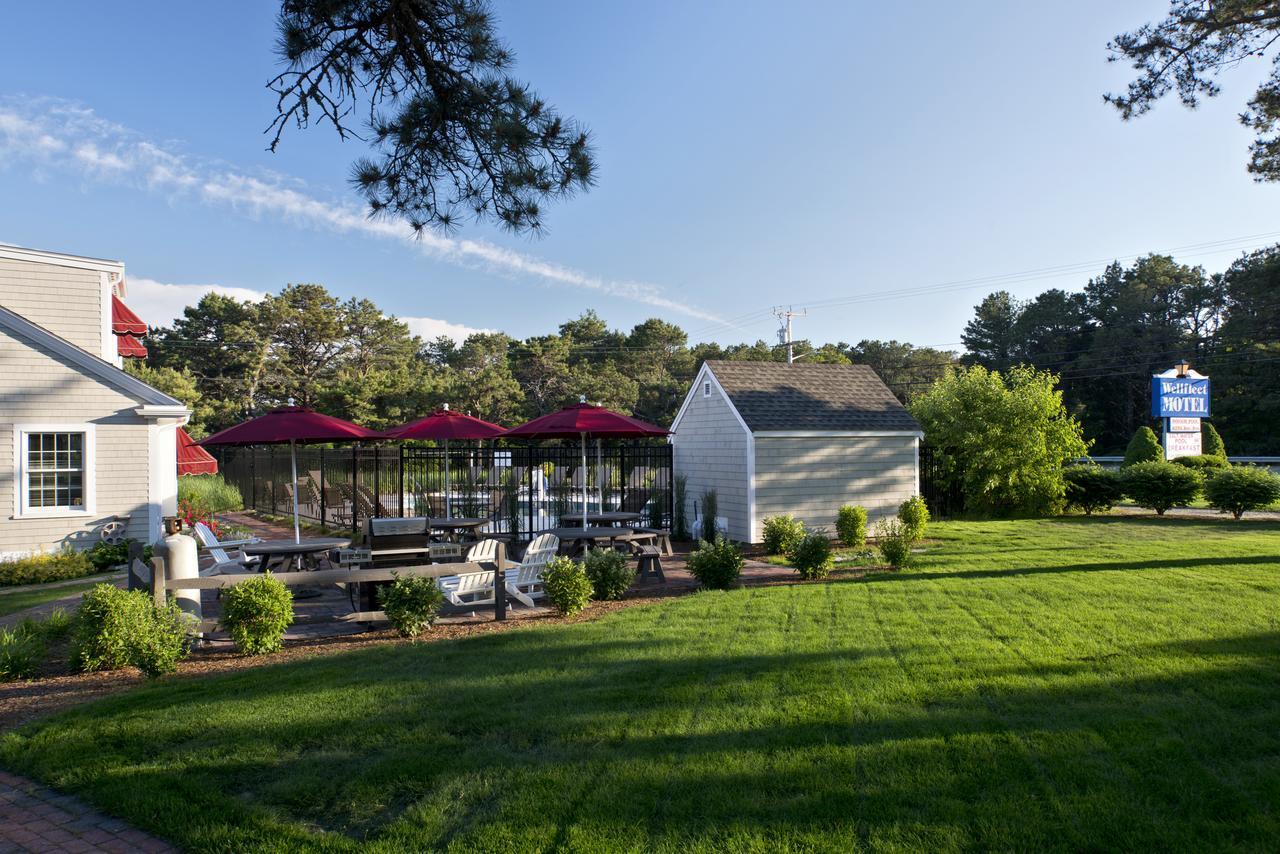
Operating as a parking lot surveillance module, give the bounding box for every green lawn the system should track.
[3,517,1280,851]
[0,576,110,618]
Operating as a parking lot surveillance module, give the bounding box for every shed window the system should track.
[14,425,95,516]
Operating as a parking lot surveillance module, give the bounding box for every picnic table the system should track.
[560,512,644,528]
[428,517,489,542]
[543,526,641,555]
[242,537,351,572]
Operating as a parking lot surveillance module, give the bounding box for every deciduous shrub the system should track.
[791,532,834,580]
[897,496,930,542]
[1119,461,1202,515]
[542,556,592,616]
[762,515,806,556]
[584,548,636,600]
[1122,427,1164,467]
[700,490,719,542]
[85,539,153,572]
[686,538,744,590]
[835,505,868,549]
[1064,465,1123,515]
[910,365,1088,516]
[71,584,191,678]
[1203,422,1227,458]
[1171,454,1229,473]
[379,574,445,638]
[0,548,95,587]
[221,574,294,655]
[875,519,914,568]
[1204,466,1280,519]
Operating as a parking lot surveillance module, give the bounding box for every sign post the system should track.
[1151,363,1209,460]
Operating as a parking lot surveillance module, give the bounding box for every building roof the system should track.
[0,305,183,408]
[703,360,921,433]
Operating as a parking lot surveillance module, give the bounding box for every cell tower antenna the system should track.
[772,306,807,364]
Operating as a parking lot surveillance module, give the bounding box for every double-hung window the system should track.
[14,425,95,516]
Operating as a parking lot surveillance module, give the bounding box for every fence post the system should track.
[349,446,358,532]
[250,449,257,511]
[150,555,167,608]
[494,541,506,622]
[665,445,674,530]
[320,446,326,527]
[619,444,626,515]
[398,444,405,517]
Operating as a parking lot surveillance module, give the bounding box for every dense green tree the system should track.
[1123,426,1164,468]
[849,340,959,403]
[1203,422,1227,459]
[259,284,349,409]
[1107,2,1280,180]
[1209,247,1280,453]
[123,361,211,438]
[961,291,1020,372]
[910,365,1090,516]
[269,0,595,234]
[446,333,524,423]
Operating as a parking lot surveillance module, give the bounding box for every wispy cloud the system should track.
[0,96,719,322]
[127,276,490,343]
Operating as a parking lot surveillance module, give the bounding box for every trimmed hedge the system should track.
[1122,427,1164,467]
[1064,465,1123,515]
[379,574,445,638]
[221,574,294,655]
[1119,461,1202,515]
[0,549,95,587]
[791,532,834,580]
[898,496,930,543]
[71,585,191,679]
[1172,454,1229,472]
[1204,466,1280,519]
[543,556,592,616]
[584,549,635,601]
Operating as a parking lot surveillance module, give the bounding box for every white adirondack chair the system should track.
[191,522,261,576]
[504,533,559,608]
[466,539,501,563]
[437,571,496,607]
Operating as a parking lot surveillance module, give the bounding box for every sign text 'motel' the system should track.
[1151,376,1210,418]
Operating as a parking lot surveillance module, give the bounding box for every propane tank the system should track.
[157,516,201,626]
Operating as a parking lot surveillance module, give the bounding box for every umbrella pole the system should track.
[290,439,301,544]
[581,432,588,528]
[444,439,451,520]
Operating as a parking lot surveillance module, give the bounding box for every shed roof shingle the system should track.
[704,360,920,432]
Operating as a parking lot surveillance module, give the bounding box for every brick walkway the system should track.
[0,770,173,853]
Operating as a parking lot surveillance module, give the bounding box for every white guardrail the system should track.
[1086,456,1280,473]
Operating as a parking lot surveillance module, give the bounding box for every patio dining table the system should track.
[428,517,489,543]
[242,536,352,572]
[543,526,641,555]
[560,512,643,528]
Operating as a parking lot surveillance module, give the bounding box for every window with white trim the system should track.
[15,426,94,515]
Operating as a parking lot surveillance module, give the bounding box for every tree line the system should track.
[961,246,1280,454]
[132,284,958,438]
[130,244,1278,454]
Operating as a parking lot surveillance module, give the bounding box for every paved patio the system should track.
[0,769,173,853]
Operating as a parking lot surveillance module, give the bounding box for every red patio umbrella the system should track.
[201,405,376,542]
[502,400,668,527]
[379,405,505,518]
[176,427,218,477]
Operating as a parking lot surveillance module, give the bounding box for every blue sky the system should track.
[1,1,1278,348]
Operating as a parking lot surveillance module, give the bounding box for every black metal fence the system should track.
[919,444,964,519]
[215,442,673,542]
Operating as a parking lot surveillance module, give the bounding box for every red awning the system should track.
[177,427,218,476]
[117,333,148,358]
[111,294,148,335]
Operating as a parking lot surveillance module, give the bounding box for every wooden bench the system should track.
[634,544,665,582]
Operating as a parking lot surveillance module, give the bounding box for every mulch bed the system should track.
[0,593,679,732]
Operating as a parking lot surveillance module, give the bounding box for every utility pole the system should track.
[773,306,806,364]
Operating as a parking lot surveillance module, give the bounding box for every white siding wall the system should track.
[753,435,918,538]
[671,380,751,541]
[0,258,105,356]
[0,325,152,555]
